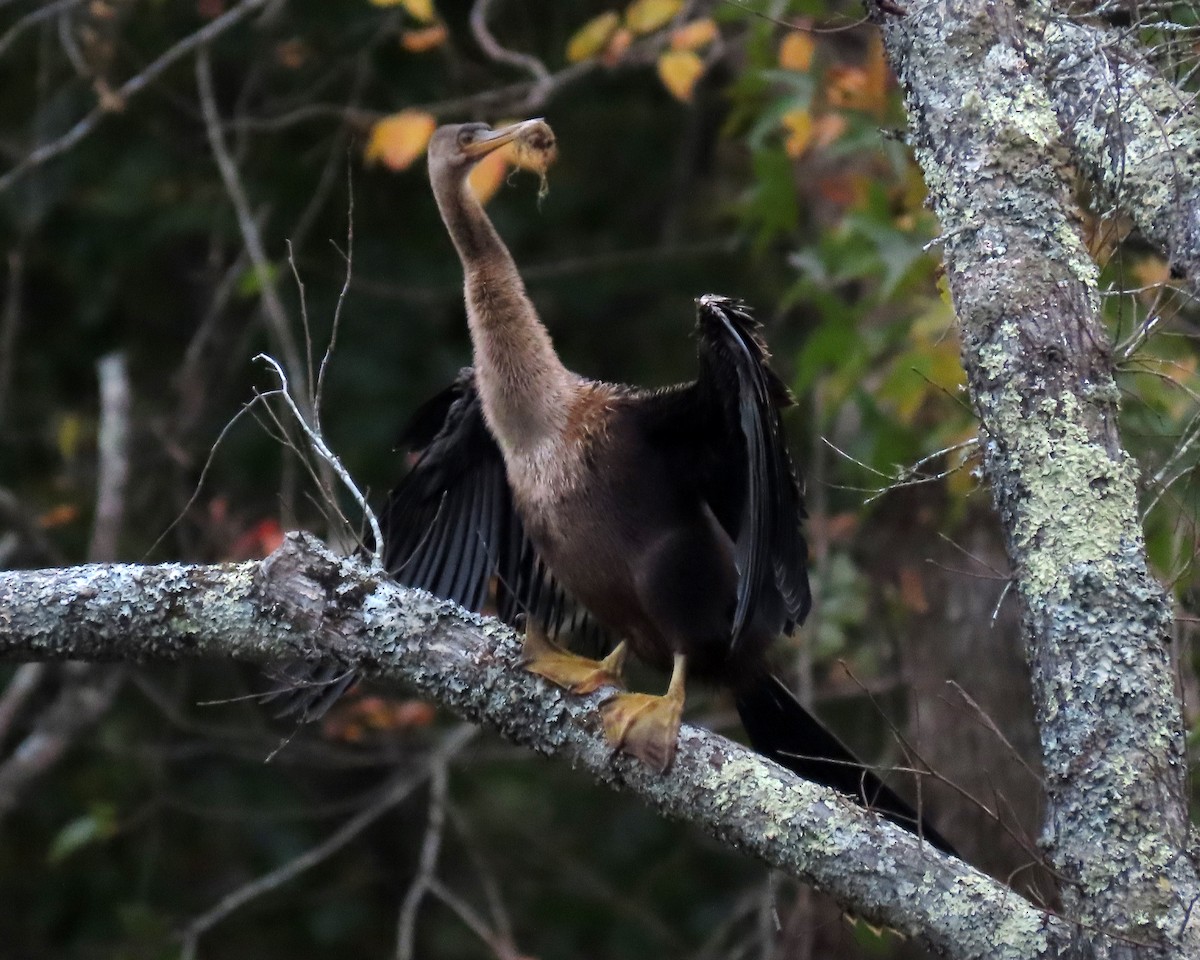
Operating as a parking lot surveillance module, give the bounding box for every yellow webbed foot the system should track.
[600,654,686,773]
[522,628,626,695]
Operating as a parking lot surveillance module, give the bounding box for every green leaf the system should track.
[48,804,117,864]
[237,263,278,298]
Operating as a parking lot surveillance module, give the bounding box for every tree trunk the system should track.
[877,0,1199,953]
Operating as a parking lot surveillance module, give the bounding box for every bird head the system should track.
[427,119,554,183]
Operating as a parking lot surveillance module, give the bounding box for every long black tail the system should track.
[735,673,955,855]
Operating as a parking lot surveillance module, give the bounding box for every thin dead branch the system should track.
[178,724,476,960]
[0,0,269,194]
[195,46,307,399]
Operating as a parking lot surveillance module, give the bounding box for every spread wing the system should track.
[381,369,602,643]
[641,296,810,646]
[267,369,604,722]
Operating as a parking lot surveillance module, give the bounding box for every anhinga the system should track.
[297,119,951,853]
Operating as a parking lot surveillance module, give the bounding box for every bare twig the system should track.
[0,0,269,194]
[822,436,979,502]
[0,663,46,743]
[428,878,521,960]
[195,46,306,399]
[0,248,23,427]
[316,177,354,427]
[88,352,131,563]
[256,355,383,566]
[0,0,82,61]
[395,761,450,960]
[445,803,517,951]
[946,682,1043,784]
[0,662,123,820]
[179,725,476,960]
[469,0,550,87]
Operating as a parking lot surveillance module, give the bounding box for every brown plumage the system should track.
[286,120,952,854]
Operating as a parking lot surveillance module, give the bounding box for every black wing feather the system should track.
[270,369,605,721]
[643,297,810,647]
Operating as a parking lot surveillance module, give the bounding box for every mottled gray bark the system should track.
[878,0,1198,956]
[1036,12,1200,294]
[0,533,1082,960]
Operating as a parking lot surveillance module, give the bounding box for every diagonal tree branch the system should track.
[0,532,1078,960]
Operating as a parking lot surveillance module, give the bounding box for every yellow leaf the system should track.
[364,110,437,171]
[657,49,704,102]
[670,18,717,51]
[400,23,447,52]
[778,30,814,71]
[468,147,513,204]
[402,0,436,22]
[370,0,434,16]
[56,413,83,462]
[781,109,813,158]
[626,0,682,35]
[566,11,620,62]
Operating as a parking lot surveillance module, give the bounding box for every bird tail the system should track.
[734,673,955,855]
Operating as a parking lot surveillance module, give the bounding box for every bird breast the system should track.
[503,380,619,509]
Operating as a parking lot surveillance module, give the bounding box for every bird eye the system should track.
[458,129,476,146]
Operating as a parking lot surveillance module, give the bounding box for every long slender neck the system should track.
[432,171,574,456]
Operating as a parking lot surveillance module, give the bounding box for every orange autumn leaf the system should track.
[625,0,682,35]
[1132,255,1171,289]
[566,11,620,62]
[811,112,847,149]
[781,108,813,158]
[468,146,513,204]
[817,172,870,208]
[400,23,447,52]
[601,26,633,66]
[670,17,717,51]
[364,110,436,170]
[657,49,704,102]
[778,30,814,71]
[228,518,285,559]
[38,504,79,528]
[321,696,436,742]
[864,32,890,117]
[275,39,309,69]
[898,566,930,614]
[826,65,869,109]
[827,35,889,114]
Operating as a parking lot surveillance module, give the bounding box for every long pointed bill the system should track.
[461,119,546,159]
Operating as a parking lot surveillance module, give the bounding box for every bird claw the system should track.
[600,690,683,773]
[521,630,626,695]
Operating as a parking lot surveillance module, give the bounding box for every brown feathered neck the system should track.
[431,167,574,457]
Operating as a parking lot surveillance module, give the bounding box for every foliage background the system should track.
[0,0,1196,957]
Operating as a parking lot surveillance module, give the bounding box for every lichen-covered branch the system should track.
[877,0,1198,954]
[0,533,1075,960]
[1036,10,1200,294]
